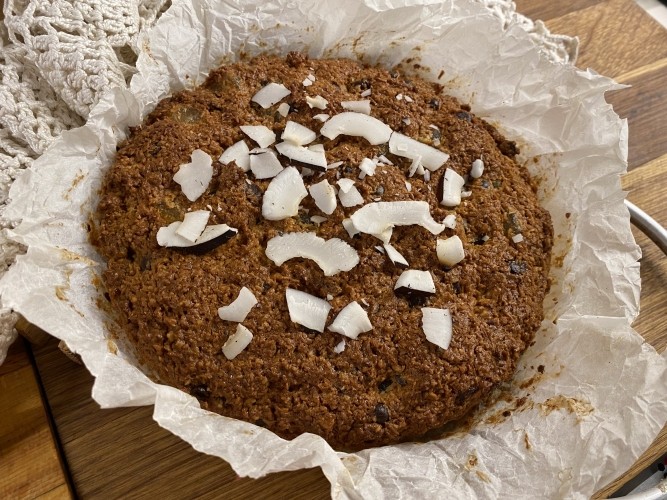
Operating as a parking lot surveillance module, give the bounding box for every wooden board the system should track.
[3,0,667,498]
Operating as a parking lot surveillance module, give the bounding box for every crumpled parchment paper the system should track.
[1,0,666,498]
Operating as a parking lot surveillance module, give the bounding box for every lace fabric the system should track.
[0,0,575,363]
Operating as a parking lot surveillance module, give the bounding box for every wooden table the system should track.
[2,0,666,498]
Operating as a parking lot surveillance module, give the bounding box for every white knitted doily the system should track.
[0,0,576,363]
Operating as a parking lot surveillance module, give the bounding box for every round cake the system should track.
[93,52,553,451]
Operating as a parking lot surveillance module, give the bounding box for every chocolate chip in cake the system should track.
[378,378,393,392]
[191,384,211,399]
[374,403,390,424]
[428,98,440,110]
[455,111,472,122]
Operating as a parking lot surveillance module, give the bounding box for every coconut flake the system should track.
[383,243,409,268]
[222,324,254,360]
[157,220,237,253]
[359,158,376,179]
[266,232,359,276]
[307,73,316,82]
[424,170,431,182]
[175,210,210,242]
[219,140,250,172]
[388,132,449,171]
[327,161,344,170]
[173,149,213,202]
[328,301,373,339]
[378,155,393,165]
[341,100,371,115]
[218,287,258,322]
[308,144,325,152]
[350,201,445,242]
[333,339,346,353]
[262,167,308,220]
[342,218,359,238]
[408,155,422,178]
[313,113,330,122]
[471,159,485,178]
[308,179,337,215]
[302,78,313,87]
[310,215,327,224]
[285,288,331,332]
[405,181,412,192]
[277,102,291,117]
[337,180,364,207]
[282,121,317,146]
[421,307,452,349]
[394,270,436,296]
[404,95,414,103]
[251,83,291,109]
[443,214,457,229]
[461,190,472,198]
[240,125,276,148]
[437,236,465,267]
[250,150,283,179]
[440,168,465,207]
[512,233,524,243]
[274,141,327,171]
[396,93,403,100]
[320,112,392,145]
[306,95,329,109]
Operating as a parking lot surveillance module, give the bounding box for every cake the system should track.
[93,52,553,451]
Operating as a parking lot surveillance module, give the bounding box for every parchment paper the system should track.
[2,0,666,498]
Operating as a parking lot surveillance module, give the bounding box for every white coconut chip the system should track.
[328,301,373,339]
[285,288,332,332]
[282,121,317,146]
[308,179,337,215]
[350,201,445,242]
[327,161,344,170]
[173,149,213,202]
[388,132,449,171]
[404,95,414,103]
[275,141,327,171]
[222,324,254,360]
[461,190,473,198]
[175,210,210,242]
[358,158,376,179]
[157,221,237,249]
[471,158,485,178]
[396,93,403,100]
[320,112,392,145]
[408,155,422,178]
[337,179,364,207]
[240,125,276,148]
[262,166,308,220]
[218,287,258,322]
[266,232,359,276]
[383,243,409,268]
[308,144,325,152]
[251,82,291,109]
[394,269,436,295]
[441,167,465,207]
[250,150,283,179]
[405,181,412,192]
[512,233,524,243]
[342,218,359,238]
[302,78,313,87]
[219,140,250,172]
[341,100,371,115]
[277,102,291,117]
[307,73,316,82]
[306,95,329,110]
[421,307,453,350]
[310,215,327,224]
[424,170,431,182]
[313,113,330,122]
[333,339,346,354]
[443,214,457,229]
[437,236,465,267]
[378,155,393,165]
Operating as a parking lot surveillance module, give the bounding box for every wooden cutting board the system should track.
[1,0,666,498]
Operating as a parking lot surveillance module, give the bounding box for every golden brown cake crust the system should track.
[94,53,553,450]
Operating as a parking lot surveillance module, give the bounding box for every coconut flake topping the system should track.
[308,179,337,214]
[437,236,465,267]
[394,270,436,296]
[266,232,359,276]
[157,220,237,252]
[443,214,457,229]
[350,201,445,242]
[250,150,283,179]
[313,113,330,122]
[275,141,327,171]
[471,159,484,178]
[251,83,291,109]
[512,233,524,243]
[175,210,210,242]
[218,287,258,322]
[285,288,331,332]
[388,132,449,171]
[334,339,346,353]
[440,168,465,207]
[337,179,364,207]
[383,243,409,268]
[262,166,308,220]
[421,307,453,349]
[358,158,377,179]
[306,95,329,110]
[328,301,373,339]
[173,149,213,202]
[277,102,291,117]
[282,121,317,146]
[219,140,250,172]
[341,100,371,115]
[222,324,253,360]
[240,125,276,148]
[320,112,392,145]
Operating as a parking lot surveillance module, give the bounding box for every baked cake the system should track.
[93,52,553,450]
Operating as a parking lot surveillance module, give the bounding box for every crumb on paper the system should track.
[539,396,594,420]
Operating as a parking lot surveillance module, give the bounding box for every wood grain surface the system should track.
[1,0,666,498]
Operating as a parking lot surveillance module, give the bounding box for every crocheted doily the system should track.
[0,0,577,363]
